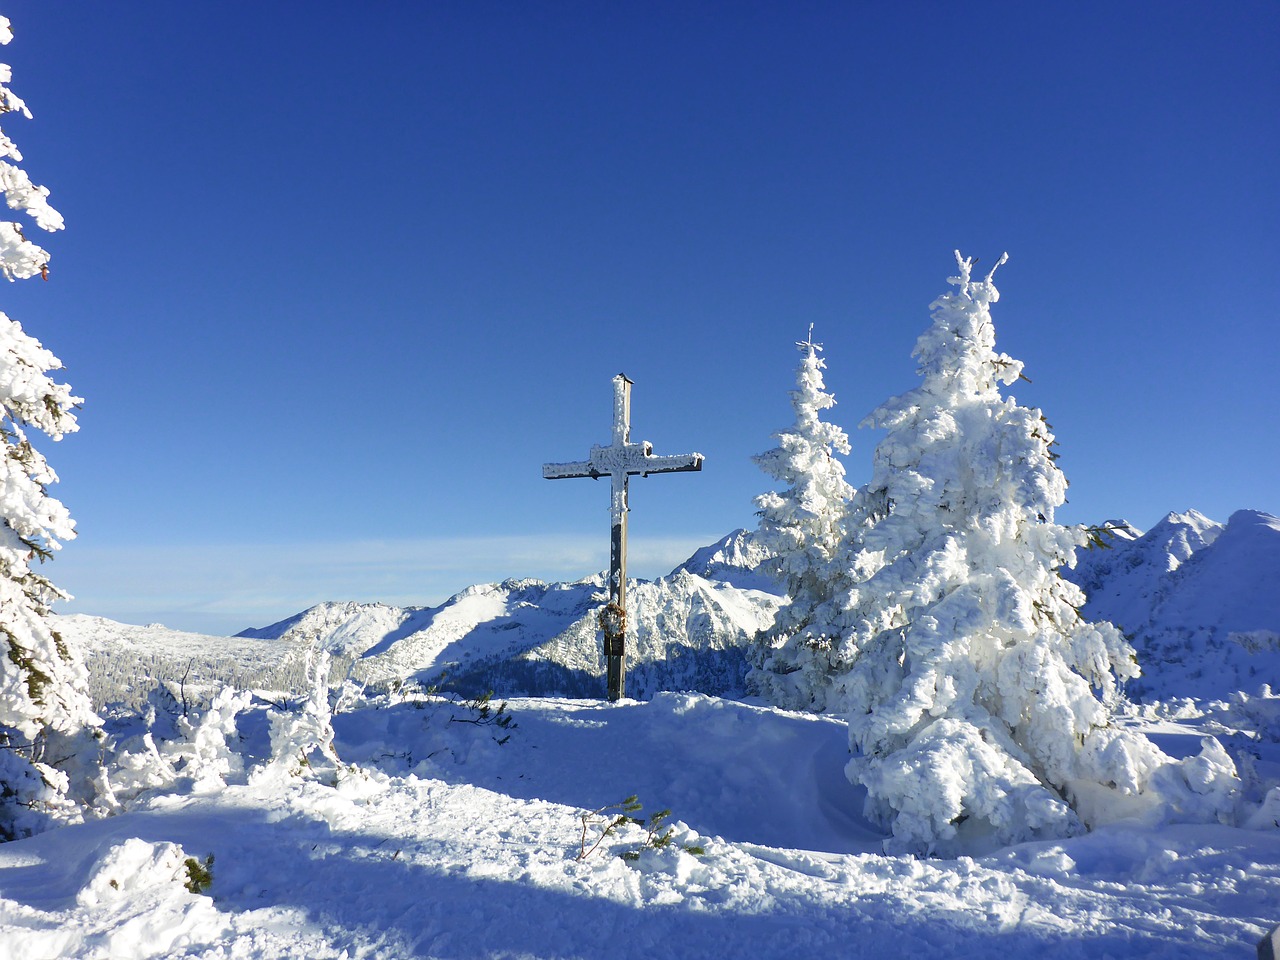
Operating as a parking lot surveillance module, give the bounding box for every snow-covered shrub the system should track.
[183,853,214,895]
[749,328,856,711]
[0,15,102,839]
[258,648,341,782]
[830,252,1238,854]
[1213,686,1280,830]
[164,686,250,790]
[95,685,252,812]
[1246,786,1280,830]
[333,677,367,715]
[574,794,705,863]
[1234,685,1280,744]
[1233,630,1280,655]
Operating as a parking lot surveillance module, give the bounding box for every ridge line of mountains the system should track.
[59,509,1280,708]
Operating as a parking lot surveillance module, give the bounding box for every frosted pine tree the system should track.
[834,252,1236,855]
[749,327,856,711]
[0,15,100,839]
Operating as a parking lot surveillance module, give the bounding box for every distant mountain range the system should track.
[58,512,1280,708]
[235,528,781,701]
[1065,509,1280,701]
[62,530,782,706]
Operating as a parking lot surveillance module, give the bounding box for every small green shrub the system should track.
[575,796,704,862]
[184,854,214,895]
[448,690,517,744]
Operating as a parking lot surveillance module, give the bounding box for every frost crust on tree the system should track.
[0,16,100,840]
[825,252,1238,854]
[749,328,856,711]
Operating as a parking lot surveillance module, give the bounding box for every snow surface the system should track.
[1,690,1277,959]
[5,520,1279,957]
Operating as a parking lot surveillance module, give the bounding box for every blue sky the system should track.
[3,1,1276,635]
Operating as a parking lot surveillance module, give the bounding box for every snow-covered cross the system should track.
[543,374,703,701]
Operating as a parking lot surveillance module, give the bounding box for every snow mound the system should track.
[76,837,194,907]
[0,836,233,959]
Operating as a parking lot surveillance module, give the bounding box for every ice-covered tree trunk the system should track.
[0,15,100,839]
[833,252,1237,855]
[749,329,856,711]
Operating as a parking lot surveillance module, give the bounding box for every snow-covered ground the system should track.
[3,515,1278,958]
[2,691,1277,959]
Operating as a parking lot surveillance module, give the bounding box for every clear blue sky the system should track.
[3,1,1276,635]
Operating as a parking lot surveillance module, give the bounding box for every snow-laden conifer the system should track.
[834,252,1237,854]
[0,15,100,839]
[749,328,856,711]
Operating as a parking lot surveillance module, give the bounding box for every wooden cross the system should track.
[543,374,703,701]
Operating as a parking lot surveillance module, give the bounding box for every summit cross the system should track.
[543,374,703,701]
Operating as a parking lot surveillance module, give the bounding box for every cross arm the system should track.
[543,460,601,480]
[638,452,704,476]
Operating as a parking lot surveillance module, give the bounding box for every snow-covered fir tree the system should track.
[830,252,1237,855]
[749,327,856,711]
[0,15,100,839]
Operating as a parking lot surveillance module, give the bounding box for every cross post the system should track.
[543,374,703,701]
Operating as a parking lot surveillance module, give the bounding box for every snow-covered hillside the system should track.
[1067,509,1280,701]
[61,513,1280,712]
[64,616,306,709]
[241,570,779,701]
[6,512,1280,957]
[1,690,1276,958]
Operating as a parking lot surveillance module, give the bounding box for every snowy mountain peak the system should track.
[211,561,782,702]
[1068,510,1226,630]
[1223,508,1280,537]
[1145,509,1225,570]
[235,600,407,657]
[672,528,777,591]
[1067,508,1280,700]
[1150,509,1280,635]
[1091,519,1143,544]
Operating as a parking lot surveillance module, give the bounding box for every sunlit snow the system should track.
[1,520,1277,958]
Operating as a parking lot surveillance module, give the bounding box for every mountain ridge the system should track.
[56,513,1280,708]
[1066,508,1280,700]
